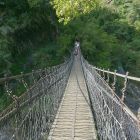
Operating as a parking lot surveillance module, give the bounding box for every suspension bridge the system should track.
[0,52,140,140]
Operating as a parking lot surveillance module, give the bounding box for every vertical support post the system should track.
[32,70,36,84]
[45,68,47,76]
[4,74,20,140]
[21,72,28,89]
[12,95,20,140]
[103,69,105,80]
[120,72,129,128]
[112,70,117,92]
[121,72,129,102]
[106,69,110,84]
[99,68,102,76]
[4,74,12,97]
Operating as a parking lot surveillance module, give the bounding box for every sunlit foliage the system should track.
[51,0,96,23]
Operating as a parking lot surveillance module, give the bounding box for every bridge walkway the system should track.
[48,55,97,140]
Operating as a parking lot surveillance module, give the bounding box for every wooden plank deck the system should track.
[47,55,97,140]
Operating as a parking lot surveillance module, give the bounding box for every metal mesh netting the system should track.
[0,56,73,140]
[1,52,140,140]
[81,56,140,140]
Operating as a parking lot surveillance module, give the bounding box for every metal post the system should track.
[121,72,129,102]
[112,70,117,91]
[106,69,110,84]
[103,69,105,80]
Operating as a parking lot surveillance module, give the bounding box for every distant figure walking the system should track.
[74,39,80,55]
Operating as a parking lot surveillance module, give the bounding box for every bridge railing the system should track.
[81,55,140,140]
[0,55,73,140]
[93,67,140,82]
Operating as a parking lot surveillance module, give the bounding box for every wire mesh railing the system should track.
[81,55,140,140]
[1,51,140,140]
[0,55,73,140]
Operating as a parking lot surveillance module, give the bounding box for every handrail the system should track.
[0,54,73,120]
[0,59,69,83]
[81,55,140,140]
[0,70,43,83]
[93,67,140,82]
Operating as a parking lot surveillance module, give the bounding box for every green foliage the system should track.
[54,2,140,76]
[0,0,140,111]
[28,0,43,7]
[99,0,140,76]
[33,42,64,69]
[79,22,114,68]
[51,0,96,24]
[0,0,59,76]
[0,0,67,110]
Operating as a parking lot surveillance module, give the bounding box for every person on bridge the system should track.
[74,39,80,55]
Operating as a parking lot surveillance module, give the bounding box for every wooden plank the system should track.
[47,55,97,140]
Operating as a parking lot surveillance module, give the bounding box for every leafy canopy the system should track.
[51,0,97,24]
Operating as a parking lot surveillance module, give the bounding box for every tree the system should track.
[51,0,96,24]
